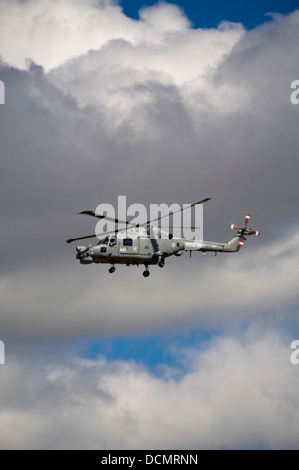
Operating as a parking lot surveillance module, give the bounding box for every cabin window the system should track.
[123,238,133,247]
[100,247,107,253]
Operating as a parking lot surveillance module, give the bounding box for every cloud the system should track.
[0,331,298,449]
[0,0,298,348]
[0,4,298,337]
[0,0,299,449]
[1,228,299,344]
[0,0,127,70]
[0,0,192,71]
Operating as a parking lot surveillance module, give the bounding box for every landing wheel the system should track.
[158,261,164,268]
[109,267,115,274]
[143,270,150,278]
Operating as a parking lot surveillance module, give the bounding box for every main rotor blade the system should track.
[145,197,211,225]
[160,226,201,229]
[66,228,120,244]
[79,210,132,226]
[66,234,97,244]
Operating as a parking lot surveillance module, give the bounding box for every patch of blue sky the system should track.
[280,316,299,340]
[65,327,220,377]
[120,0,299,30]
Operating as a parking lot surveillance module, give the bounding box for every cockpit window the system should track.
[97,237,109,245]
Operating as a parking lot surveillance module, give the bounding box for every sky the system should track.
[0,0,299,450]
[122,0,299,29]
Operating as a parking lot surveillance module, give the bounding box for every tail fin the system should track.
[223,236,241,252]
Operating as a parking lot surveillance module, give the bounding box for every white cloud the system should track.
[0,0,193,71]
[139,2,190,32]
[48,23,243,126]
[0,0,244,122]
[0,331,298,449]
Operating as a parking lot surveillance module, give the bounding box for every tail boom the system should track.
[184,236,240,254]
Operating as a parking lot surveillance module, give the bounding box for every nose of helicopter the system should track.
[76,246,94,264]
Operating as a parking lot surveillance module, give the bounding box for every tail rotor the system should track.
[230,214,260,247]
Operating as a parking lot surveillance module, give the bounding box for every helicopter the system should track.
[66,198,260,277]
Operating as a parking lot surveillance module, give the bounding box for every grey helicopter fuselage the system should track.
[76,226,240,267]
